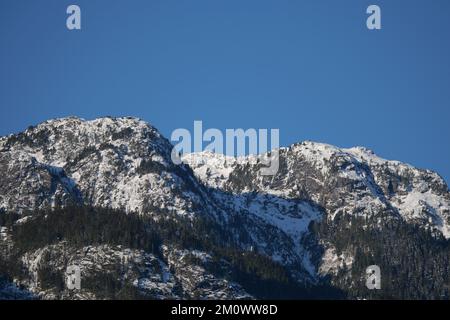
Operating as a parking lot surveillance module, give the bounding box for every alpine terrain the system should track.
[0,117,449,300]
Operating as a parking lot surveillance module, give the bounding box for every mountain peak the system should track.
[2,117,448,240]
[31,116,155,134]
[1,116,450,300]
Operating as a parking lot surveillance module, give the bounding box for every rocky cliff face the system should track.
[0,117,449,299]
[184,142,450,239]
[0,117,209,217]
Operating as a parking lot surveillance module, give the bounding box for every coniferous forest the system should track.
[1,205,448,299]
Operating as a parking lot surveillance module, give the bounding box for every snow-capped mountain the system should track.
[1,117,449,299]
[0,117,210,216]
[183,142,450,239]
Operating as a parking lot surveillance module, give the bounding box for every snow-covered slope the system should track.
[1,117,449,299]
[0,117,211,217]
[0,117,324,289]
[183,142,450,239]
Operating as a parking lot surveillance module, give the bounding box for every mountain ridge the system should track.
[1,116,449,299]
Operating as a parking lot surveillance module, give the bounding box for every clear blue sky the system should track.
[1,1,449,183]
